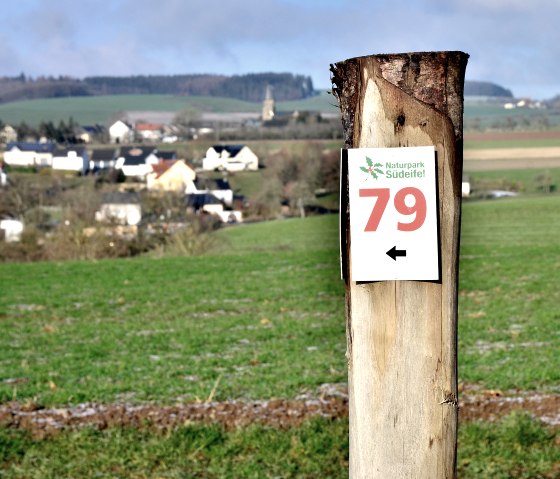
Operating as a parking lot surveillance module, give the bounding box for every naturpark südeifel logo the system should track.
[360,156,384,180]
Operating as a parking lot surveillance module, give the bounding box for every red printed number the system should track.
[359,187,427,232]
[359,188,390,231]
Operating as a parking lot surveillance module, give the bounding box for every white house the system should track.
[0,162,7,186]
[109,120,133,144]
[185,193,243,223]
[0,125,18,144]
[0,219,24,242]
[186,177,234,207]
[135,123,163,142]
[3,142,56,167]
[52,147,89,174]
[462,181,471,198]
[146,160,196,192]
[202,144,259,172]
[116,146,159,178]
[90,148,118,171]
[95,192,141,226]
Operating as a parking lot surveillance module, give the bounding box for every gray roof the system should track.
[5,142,56,153]
[185,193,223,209]
[91,149,117,161]
[120,146,156,165]
[212,144,244,157]
[119,146,156,157]
[53,146,87,157]
[158,151,176,160]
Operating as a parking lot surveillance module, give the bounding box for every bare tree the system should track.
[172,108,201,140]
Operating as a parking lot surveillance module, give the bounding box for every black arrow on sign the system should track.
[386,246,407,261]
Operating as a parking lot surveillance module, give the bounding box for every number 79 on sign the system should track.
[346,146,439,282]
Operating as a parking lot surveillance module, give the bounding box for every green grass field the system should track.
[1,191,559,476]
[0,95,261,127]
[0,92,340,127]
[466,168,560,194]
[0,216,343,405]
[464,102,560,130]
[3,91,560,133]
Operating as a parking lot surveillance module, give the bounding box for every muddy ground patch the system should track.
[1,385,558,438]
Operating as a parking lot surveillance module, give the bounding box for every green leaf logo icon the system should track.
[361,157,384,180]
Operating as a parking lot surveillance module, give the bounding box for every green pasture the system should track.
[464,137,560,149]
[1,194,559,402]
[4,91,560,132]
[466,167,560,194]
[0,95,261,127]
[0,93,339,127]
[463,104,544,120]
[460,195,560,390]
[0,216,343,405]
[1,191,560,477]
[1,412,558,478]
[464,102,560,130]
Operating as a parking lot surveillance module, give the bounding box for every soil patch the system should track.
[464,157,560,171]
[464,147,560,161]
[465,131,560,142]
[1,385,558,438]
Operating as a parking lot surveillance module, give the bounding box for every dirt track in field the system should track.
[462,131,560,171]
[465,131,560,142]
[463,148,560,171]
[1,384,558,438]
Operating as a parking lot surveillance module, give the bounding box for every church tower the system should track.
[261,85,275,122]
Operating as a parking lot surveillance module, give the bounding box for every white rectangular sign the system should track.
[348,146,439,281]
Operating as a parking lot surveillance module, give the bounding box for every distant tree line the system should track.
[0,74,91,103]
[2,117,90,144]
[464,81,513,98]
[0,72,315,104]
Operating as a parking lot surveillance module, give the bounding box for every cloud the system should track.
[1,0,559,98]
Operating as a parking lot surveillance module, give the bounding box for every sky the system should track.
[2,0,560,100]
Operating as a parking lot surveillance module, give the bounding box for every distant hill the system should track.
[0,73,314,104]
[0,73,516,105]
[464,81,513,98]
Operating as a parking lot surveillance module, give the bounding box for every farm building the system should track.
[202,144,259,172]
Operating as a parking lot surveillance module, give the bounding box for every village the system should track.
[0,75,357,263]
[0,137,262,237]
[0,90,307,252]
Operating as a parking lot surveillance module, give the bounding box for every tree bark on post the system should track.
[331,51,469,478]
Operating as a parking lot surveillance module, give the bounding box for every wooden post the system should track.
[331,51,469,478]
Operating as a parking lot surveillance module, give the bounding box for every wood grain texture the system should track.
[331,51,468,478]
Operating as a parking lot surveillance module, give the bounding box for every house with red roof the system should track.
[146,160,196,192]
[135,123,163,143]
